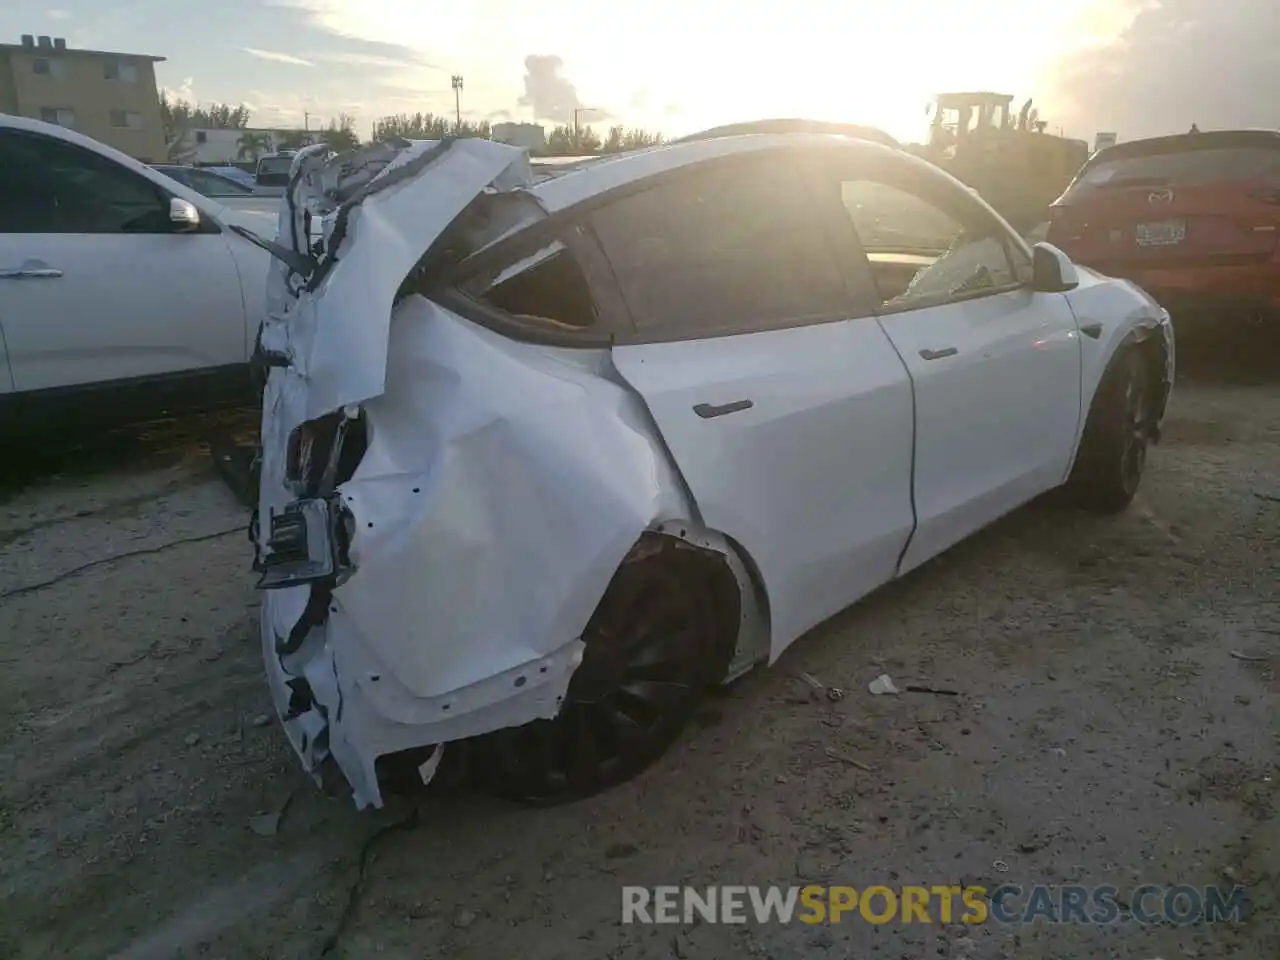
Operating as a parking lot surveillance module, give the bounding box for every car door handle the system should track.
[693,399,754,419]
[0,267,63,279]
[919,347,958,360]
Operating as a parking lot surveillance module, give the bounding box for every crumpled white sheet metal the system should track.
[260,298,692,808]
[333,297,690,699]
[260,138,532,421]
[255,138,705,808]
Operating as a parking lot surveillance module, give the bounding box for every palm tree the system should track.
[236,131,273,161]
[275,129,311,151]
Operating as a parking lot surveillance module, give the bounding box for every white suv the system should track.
[0,115,278,434]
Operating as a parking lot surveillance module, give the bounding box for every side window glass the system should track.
[462,226,599,330]
[590,162,849,337]
[840,180,1018,307]
[0,130,168,234]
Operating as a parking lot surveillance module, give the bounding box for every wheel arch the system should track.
[1068,313,1173,476]
[638,521,773,681]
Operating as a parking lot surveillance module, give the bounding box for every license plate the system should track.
[1135,219,1186,247]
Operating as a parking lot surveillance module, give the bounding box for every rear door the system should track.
[0,127,246,394]
[823,161,1082,573]
[598,154,917,659]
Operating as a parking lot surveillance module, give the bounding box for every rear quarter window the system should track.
[458,225,599,331]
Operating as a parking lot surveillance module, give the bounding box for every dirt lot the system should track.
[1,349,1277,960]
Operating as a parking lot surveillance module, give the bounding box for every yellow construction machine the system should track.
[918,92,1090,233]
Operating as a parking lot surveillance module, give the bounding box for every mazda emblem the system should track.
[1148,188,1175,205]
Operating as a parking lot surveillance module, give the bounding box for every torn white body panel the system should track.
[259,139,533,419]
[258,294,713,808]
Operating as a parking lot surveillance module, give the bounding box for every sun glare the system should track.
[282,0,1140,139]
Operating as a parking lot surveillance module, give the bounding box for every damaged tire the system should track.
[1066,345,1152,513]
[471,539,739,804]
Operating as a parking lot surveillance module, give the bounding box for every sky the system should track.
[4,0,1277,143]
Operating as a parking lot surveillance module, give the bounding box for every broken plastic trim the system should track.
[255,495,351,590]
[304,138,459,293]
[228,223,312,276]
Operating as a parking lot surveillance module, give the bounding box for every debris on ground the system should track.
[1229,650,1271,663]
[868,674,900,696]
[798,671,845,702]
[825,748,873,772]
[903,683,960,696]
[248,787,298,838]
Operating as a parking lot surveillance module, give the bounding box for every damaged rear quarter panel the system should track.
[330,294,692,703]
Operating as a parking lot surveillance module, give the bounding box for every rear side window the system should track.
[460,225,598,330]
[1071,147,1280,193]
[589,161,849,337]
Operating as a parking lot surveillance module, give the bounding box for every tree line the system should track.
[370,112,665,155]
[160,93,359,162]
[161,97,666,164]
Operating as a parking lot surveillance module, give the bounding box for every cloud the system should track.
[1048,0,1280,139]
[517,54,608,124]
[318,52,434,70]
[161,76,198,104]
[47,9,71,20]
[241,47,315,67]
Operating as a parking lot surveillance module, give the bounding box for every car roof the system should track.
[529,132,912,213]
[673,118,900,150]
[1088,129,1280,165]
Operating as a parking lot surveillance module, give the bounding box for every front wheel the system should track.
[1066,346,1152,513]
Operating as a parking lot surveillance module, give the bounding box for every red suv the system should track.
[1047,130,1280,328]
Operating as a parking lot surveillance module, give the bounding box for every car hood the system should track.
[213,195,287,234]
[259,138,534,420]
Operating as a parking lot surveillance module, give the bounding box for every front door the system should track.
[878,288,1082,571]
[591,155,918,659]
[0,128,246,395]
[834,174,1082,573]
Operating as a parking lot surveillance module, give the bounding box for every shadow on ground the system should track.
[0,406,259,504]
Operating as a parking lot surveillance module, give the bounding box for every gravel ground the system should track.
[0,354,1276,960]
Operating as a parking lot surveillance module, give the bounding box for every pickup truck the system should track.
[0,115,279,435]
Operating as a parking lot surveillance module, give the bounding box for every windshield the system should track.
[182,169,252,196]
[1071,146,1280,193]
[256,157,294,178]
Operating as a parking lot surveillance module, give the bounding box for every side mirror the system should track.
[169,197,201,233]
[1031,241,1079,293]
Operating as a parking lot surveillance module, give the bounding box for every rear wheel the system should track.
[471,541,737,804]
[1067,346,1152,513]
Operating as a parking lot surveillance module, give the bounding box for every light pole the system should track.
[451,74,464,130]
[572,106,595,150]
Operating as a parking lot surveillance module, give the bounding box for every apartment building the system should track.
[0,33,166,160]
